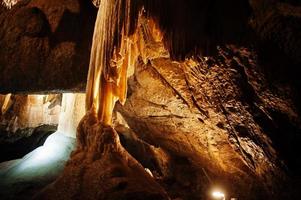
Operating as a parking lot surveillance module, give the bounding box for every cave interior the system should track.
[1,0,301,200]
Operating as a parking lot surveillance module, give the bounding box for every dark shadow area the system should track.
[50,0,97,45]
[144,0,252,59]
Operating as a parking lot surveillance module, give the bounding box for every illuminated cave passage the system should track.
[0,93,85,199]
[1,0,301,200]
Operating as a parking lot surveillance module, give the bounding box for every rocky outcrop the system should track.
[0,0,96,93]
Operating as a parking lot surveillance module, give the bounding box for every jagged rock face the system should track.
[0,0,96,93]
[116,44,301,199]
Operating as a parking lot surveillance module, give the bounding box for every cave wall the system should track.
[115,41,301,199]
[0,0,97,93]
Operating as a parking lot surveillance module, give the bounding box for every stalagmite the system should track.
[0,0,300,199]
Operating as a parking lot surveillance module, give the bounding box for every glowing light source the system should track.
[212,190,225,200]
[2,0,20,9]
[1,93,12,114]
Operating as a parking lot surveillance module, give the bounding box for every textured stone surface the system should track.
[1,1,301,93]
[0,0,96,93]
[116,44,301,199]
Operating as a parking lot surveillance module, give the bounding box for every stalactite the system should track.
[86,0,141,125]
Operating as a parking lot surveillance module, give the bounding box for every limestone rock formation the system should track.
[36,112,169,200]
[115,44,301,199]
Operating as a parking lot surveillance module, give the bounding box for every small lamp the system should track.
[212,190,225,200]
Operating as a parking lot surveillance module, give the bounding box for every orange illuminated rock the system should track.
[85,0,140,125]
